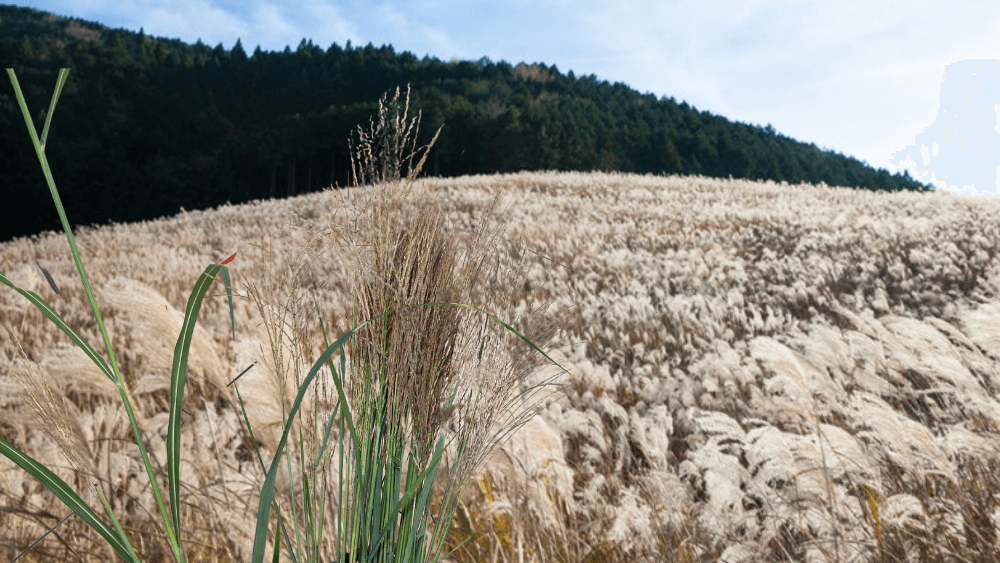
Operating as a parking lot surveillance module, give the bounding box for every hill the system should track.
[2,167,998,562]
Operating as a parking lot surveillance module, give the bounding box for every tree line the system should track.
[0,5,935,244]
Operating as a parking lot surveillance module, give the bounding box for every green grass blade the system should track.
[308,339,354,480]
[219,265,237,341]
[230,381,301,563]
[392,430,448,563]
[5,67,165,562]
[166,262,235,548]
[250,315,386,563]
[270,526,281,563]
[0,272,115,382]
[0,435,138,563]
[37,67,69,150]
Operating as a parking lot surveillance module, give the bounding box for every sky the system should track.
[9,0,1000,198]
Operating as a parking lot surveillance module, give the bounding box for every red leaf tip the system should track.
[220,252,237,265]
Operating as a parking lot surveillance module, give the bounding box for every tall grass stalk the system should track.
[2,69,578,563]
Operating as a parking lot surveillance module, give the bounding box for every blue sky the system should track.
[9,0,1000,198]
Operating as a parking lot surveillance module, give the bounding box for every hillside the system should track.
[3,169,999,562]
[1,4,935,246]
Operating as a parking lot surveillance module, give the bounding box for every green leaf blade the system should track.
[165,263,228,548]
[0,435,137,563]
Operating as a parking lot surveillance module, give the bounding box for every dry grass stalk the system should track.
[3,324,96,489]
[230,83,581,563]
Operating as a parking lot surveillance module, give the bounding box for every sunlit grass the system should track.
[4,67,1000,563]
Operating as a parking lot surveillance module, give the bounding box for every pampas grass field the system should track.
[5,70,1000,563]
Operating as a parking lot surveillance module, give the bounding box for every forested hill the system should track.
[0,5,935,244]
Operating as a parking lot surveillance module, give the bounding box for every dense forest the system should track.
[0,5,935,244]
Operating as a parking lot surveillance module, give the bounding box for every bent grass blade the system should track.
[0,272,115,381]
[166,261,239,548]
[0,435,138,562]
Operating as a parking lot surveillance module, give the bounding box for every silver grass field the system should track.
[4,70,1000,563]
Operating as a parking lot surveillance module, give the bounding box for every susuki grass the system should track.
[0,68,583,563]
[7,69,1000,563]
